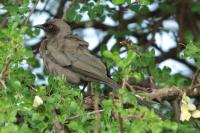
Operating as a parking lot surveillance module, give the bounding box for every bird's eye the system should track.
[42,23,58,33]
[43,24,54,29]
[48,24,54,29]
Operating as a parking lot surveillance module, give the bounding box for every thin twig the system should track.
[0,80,7,89]
[27,85,37,92]
[0,54,12,81]
[110,92,124,133]
[123,79,151,92]
[67,109,104,121]
[0,54,12,88]
[126,82,149,92]
[122,79,126,88]
[25,0,40,24]
[190,69,200,89]
[52,109,65,133]
[93,94,100,133]
[0,45,20,88]
[118,114,124,133]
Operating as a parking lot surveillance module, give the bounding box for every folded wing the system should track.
[47,35,108,82]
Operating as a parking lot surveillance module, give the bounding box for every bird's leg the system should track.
[81,82,88,93]
[87,82,94,95]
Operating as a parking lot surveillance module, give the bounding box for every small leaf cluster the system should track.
[183,41,200,68]
[103,45,188,87]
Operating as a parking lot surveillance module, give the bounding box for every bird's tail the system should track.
[103,77,120,90]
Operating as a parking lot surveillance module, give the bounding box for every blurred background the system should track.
[0,0,200,84]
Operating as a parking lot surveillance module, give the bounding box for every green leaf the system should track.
[75,14,82,22]
[192,3,200,13]
[138,0,151,5]
[103,50,113,58]
[68,121,79,130]
[112,0,125,5]
[88,8,96,19]
[130,5,140,12]
[159,3,176,13]
[66,10,76,22]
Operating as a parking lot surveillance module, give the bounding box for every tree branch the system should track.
[25,0,40,24]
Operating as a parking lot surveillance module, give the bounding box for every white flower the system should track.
[192,110,200,118]
[188,103,196,111]
[180,92,200,121]
[180,104,191,121]
[33,96,43,107]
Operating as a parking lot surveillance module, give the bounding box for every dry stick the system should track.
[171,98,181,122]
[67,109,104,121]
[53,121,64,133]
[0,44,19,88]
[122,79,126,88]
[112,81,124,133]
[147,67,156,90]
[25,0,40,24]
[0,54,12,88]
[125,82,149,92]
[52,109,65,133]
[93,94,100,133]
[0,80,7,89]
[148,87,182,102]
[147,87,200,106]
[116,92,124,133]
[190,69,200,89]
[124,79,149,92]
[126,83,183,120]
[0,55,12,80]
[118,114,124,133]
[27,85,38,92]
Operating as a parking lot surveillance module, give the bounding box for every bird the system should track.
[35,19,119,90]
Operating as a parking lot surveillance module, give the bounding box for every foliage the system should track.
[0,0,200,132]
[183,41,200,67]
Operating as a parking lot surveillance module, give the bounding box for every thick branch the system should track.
[55,0,67,18]
[147,87,182,102]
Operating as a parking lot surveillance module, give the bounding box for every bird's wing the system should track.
[46,42,72,66]
[40,39,82,84]
[64,35,89,48]
[63,35,108,79]
[46,35,108,80]
[72,47,107,77]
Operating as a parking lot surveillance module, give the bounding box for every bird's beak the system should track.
[34,24,45,30]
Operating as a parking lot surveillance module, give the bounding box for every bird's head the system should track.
[35,19,71,37]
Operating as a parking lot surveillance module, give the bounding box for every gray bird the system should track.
[35,19,119,90]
